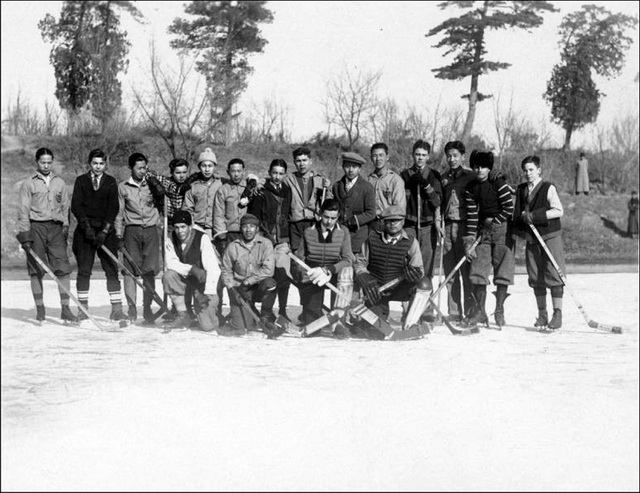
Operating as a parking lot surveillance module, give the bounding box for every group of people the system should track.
[17,139,570,337]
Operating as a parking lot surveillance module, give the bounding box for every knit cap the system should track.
[198,147,217,165]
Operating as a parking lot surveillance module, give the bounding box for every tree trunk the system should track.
[563,125,573,151]
[461,74,479,144]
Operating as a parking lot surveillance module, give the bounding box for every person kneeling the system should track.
[162,211,220,332]
[222,214,277,334]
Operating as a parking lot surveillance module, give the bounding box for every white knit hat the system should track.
[198,147,217,165]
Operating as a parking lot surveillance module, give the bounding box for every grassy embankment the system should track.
[1,134,638,273]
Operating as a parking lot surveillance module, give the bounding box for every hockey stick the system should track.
[529,224,622,334]
[26,249,119,331]
[100,245,168,321]
[435,212,445,324]
[163,196,169,308]
[227,287,288,339]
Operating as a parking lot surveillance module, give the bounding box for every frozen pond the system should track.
[2,272,638,491]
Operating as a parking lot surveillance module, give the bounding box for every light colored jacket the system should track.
[367,168,406,217]
[115,178,161,236]
[182,177,223,229]
[284,171,332,222]
[213,180,249,235]
[165,229,220,295]
[18,172,70,231]
[221,236,275,288]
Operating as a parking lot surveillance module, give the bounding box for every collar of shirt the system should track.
[34,172,53,184]
[127,176,146,188]
[321,225,335,237]
[381,231,406,245]
[345,175,358,187]
[91,172,103,183]
[527,177,542,192]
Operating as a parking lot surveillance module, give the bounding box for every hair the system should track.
[227,158,245,169]
[269,158,287,172]
[370,142,388,154]
[579,152,586,158]
[320,198,340,213]
[444,141,465,155]
[412,139,431,154]
[632,190,638,195]
[35,147,54,161]
[469,150,494,170]
[128,152,148,168]
[169,158,189,173]
[87,148,106,163]
[521,155,541,169]
[292,146,311,159]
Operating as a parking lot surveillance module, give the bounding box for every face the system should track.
[383,217,404,236]
[320,209,339,230]
[199,161,215,179]
[412,147,429,169]
[241,222,258,242]
[446,149,464,169]
[90,156,106,176]
[269,165,286,186]
[36,154,53,176]
[522,162,541,184]
[228,163,244,184]
[343,163,361,181]
[371,148,388,170]
[174,223,191,242]
[131,160,148,182]
[294,154,312,174]
[472,166,490,182]
[172,165,189,184]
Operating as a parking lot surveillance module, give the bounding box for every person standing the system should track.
[462,150,515,328]
[248,158,293,321]
[162,211,221,332]
[400,139,443,321]
[221,214,277,330]
[440,140,475,323]
[627,191,639,239]
[513,156,565,329]
[71,148,126,321]
[283,146,332,252]
[367,142,406,233]
[332,152,377,255]
[16,147,78,323]
[293,198,355,326]
[114,152,165,324]
[575,152,589,196]
[182,147,223,239]
[147,157,192,221]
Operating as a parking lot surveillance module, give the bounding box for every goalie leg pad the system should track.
[334,266,354,309]
[403,286,431,330]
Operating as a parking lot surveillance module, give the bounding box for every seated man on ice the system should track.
[221,213,277,334]
[292,198,355,337]
[162,211,221,332]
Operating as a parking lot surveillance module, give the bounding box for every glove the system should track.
[115,236,125,251]
[16,230,34,252]
[95,230,108,248]
[84,222,96,243]
[147,175,166,197]
[346,216,359,232]
[308,266,331,286]
[463,236,477,261]
[358,273,381,305]
[322,177,331,189]
[404,265,423,283]
[189,266,207,284]
[521,211,533,225]
[488,169,504,182]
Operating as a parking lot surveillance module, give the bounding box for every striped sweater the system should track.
[464,177,514,236]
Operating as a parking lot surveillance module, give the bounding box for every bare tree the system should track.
[323,66,382,150]
[132,42,208,160]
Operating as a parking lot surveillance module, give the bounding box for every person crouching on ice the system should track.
[221,213,277,334]
[292,198,355,335]
[513,155,565,330]
[162,211,221,332]
[354,205,424,332]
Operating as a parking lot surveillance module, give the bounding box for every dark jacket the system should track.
[248,179,292,245]
[401,166,442,227]
[71,172,119,231]
[332,176,376,253]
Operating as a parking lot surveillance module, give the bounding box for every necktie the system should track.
[345,180,353,192]
[92,175,99,191]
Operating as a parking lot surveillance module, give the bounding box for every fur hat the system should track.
[171,210,193,226]
[240,213,260,226]
[341,152,367,167]
[198,147,217,165]
[469,150,494,170]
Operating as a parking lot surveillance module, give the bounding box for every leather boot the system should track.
[36,305,46,322]
[60,305,78,324]
[109,302,127,321]
[77,300,89,320]
[462,285,488,327]
[493,285,510,327]
[534,310,548,327]
[547,309,562,330]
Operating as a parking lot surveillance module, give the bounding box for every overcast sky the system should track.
[1,1,638,149]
